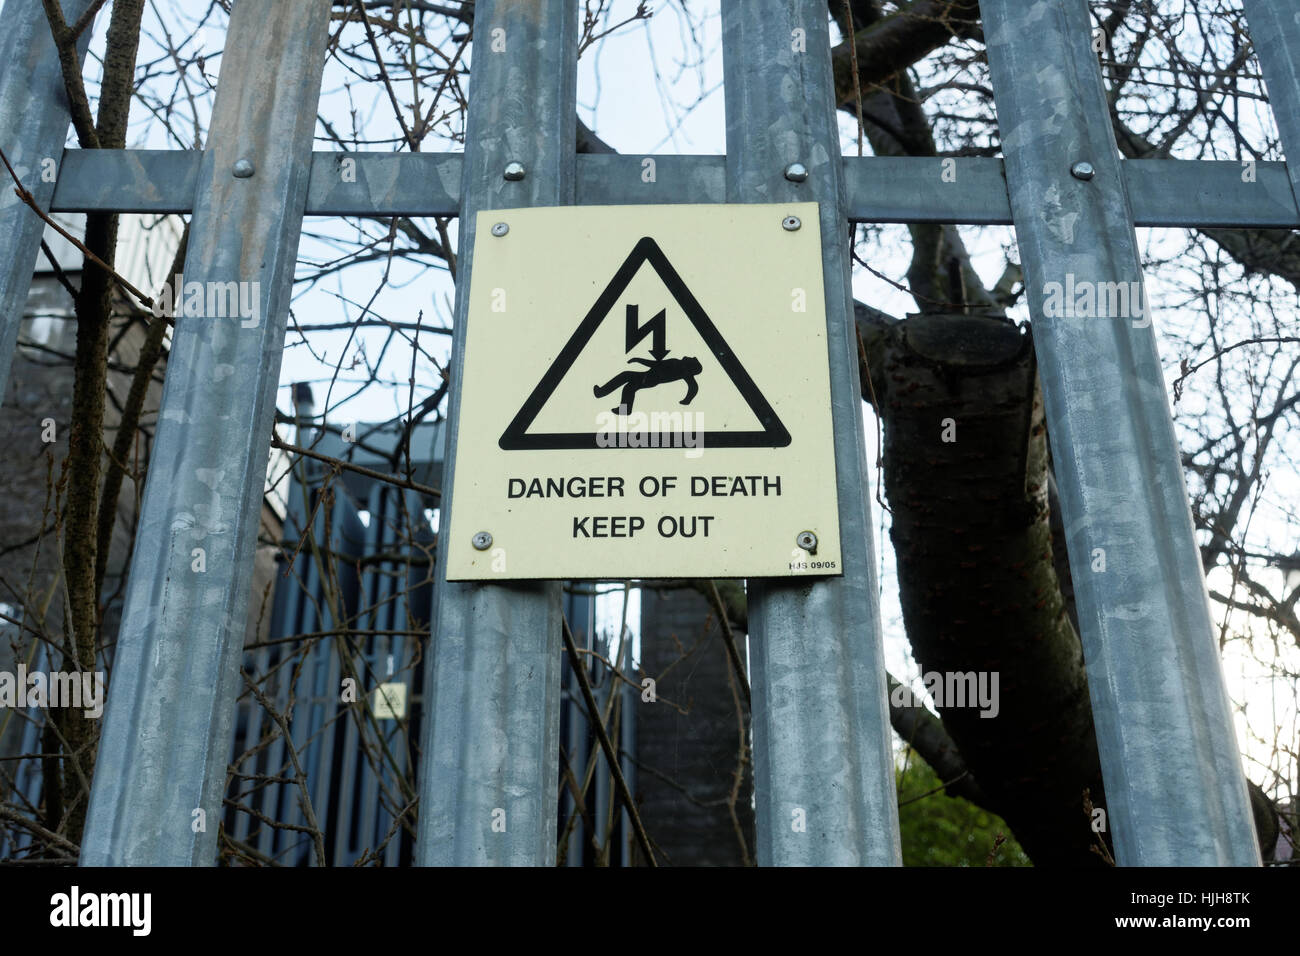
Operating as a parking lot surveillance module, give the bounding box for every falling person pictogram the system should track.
[593,355,703,414]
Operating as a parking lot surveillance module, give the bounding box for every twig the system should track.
[856,322,891,514]
[845,2,867,158]
[238,668,327,866]
[355,0,420,151]
[0,805,80,855]
[561,615,657,867]
[1173,337,1300,401]
[707,580,751,708]
[271,435,440,498]
[0,144,153,309]
[38,0,99,147]
[1082,788,1116,865]
[39,239,80,299]
[69,0,110,38]
[984,832,1007,866]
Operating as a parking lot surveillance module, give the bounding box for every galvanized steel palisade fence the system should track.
[0,0,1292,865]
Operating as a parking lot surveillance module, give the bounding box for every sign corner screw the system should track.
[796,530,817,553]
[782,215,801,231]
[472,531,493,551]
[491,221,509,237]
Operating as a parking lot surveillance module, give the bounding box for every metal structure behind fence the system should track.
[215,425,623,866]
[1,0,1294,865]
[223,463,430,867]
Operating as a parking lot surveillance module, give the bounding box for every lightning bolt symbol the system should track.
[625,304,668,360]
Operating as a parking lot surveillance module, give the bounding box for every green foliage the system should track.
[896,749,1031,867]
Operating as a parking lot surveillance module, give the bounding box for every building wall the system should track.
[0,219,280,822]
[635,586,755,865]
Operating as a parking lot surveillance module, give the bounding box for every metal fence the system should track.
[3,0,1297,865]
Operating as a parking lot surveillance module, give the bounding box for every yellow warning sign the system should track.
[446,202,842,580]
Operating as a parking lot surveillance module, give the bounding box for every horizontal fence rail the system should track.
[47,150,1300,228]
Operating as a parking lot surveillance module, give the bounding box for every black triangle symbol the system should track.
[499,237,792,451]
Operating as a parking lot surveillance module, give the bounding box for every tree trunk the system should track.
[870,311,1110,865]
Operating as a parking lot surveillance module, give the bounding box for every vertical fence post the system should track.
[414,0,576,866]
[1241,0,1300,203]
[80,0,331,866]
[0,0,96,403]
[721,0,901,866]
[979,0,1259,865]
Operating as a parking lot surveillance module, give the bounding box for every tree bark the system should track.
[50,0,146,845]
[867,312,1109,865]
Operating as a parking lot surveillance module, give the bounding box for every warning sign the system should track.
[446,202,842,580]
